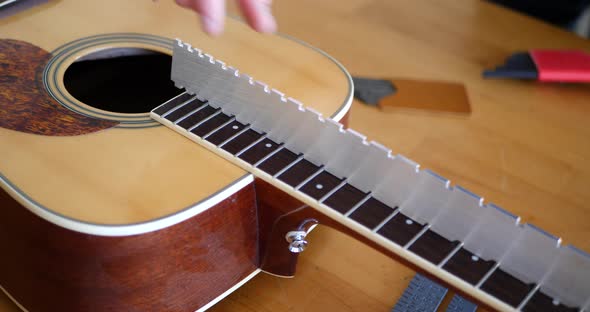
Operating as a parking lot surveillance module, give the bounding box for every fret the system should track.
[257,148,300,176]
[177,105,218,130]
[438,242,464,268]
[220,129,264,155]
[518,284,541,311]
[237,137,280,165]
[235,135,267,156]
[377,213,425,246]
[152,92,195,116]
[218,125,251,146]
[407,229,460,265]
[276,159,321,188]
[187,109,221,131]
[510,226,569,311]
[299,171,343,200]
[462,203,521,266]
[496,225,561,292]
[165,98,207,123]
[294,166,324,190]
[344,193,372,216]
[403,225,430,249]
[189,111,230,137]
[318,179,347,203]
[349,196,396,229]
[443,187,483,236]
[395,169,450,226]
[372,208,399,232]
[253,145,284,167]
[321,183,368,214]
[174,101,208,125]
[202,117,236,139]
[204,119,246,145]
[537,246,590,311]
[522,290,578,312]
[480,268,536,307]
[272,155,304,178]
[443,248,496,285]
[476,262,500,288]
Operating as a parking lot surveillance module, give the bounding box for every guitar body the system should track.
[0,1,352,311]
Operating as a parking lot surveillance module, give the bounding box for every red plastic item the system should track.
[530,50,590,83]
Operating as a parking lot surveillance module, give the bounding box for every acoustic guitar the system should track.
[0,1,350,311]
[1,1,589,312]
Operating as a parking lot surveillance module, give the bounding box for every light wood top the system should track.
[0,0,350,225]
[2,0,590,311]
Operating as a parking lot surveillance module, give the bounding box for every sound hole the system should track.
[63,48,183,114]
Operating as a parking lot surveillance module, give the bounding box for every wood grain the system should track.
[0,182,258,312]
[0,39,118,135]
[379,79,471,114]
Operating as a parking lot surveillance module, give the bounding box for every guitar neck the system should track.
[150,39,590,312]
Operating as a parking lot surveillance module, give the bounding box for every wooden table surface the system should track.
[2,0,590,311]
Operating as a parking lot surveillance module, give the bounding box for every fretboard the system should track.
[150,39,590,312]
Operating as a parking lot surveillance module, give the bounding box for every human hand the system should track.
[175,0,276,36]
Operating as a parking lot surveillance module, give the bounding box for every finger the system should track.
[198,0,226,35]
[176,0,226,35]
[237,0,276,33]
[175,0,192,8]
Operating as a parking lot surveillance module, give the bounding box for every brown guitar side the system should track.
[0,125,362,312]
[0,184,258,312]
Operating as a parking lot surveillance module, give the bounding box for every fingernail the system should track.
[201,16,223,36]
[261,16,277,33]
[258,5,277,33]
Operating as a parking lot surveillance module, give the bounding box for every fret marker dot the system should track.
[471,255,479,262]
[552,299,559,306]
[405,219,413,225]
[265,143,272,148]
[232,125,239,130]
[315,184,323,190]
